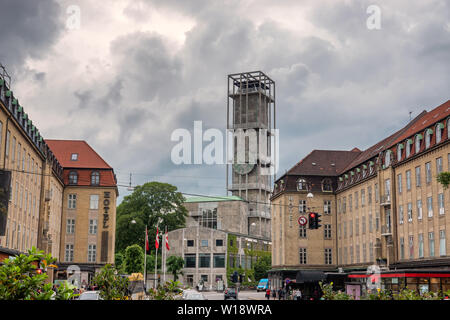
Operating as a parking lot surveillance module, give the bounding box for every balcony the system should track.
[381,225,392,236]
[380,194,391,206]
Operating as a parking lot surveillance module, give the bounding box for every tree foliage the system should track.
[91,264,130,300]
[166,256,184,281]
[115,182,188,254]
[124,244,144,274]
[253,254,271,281]
[437,172,450,189]
[0,247,76,300]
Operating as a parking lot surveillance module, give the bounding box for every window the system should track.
[418,234,424,258]
[299,225,307,238]
[322,179,332,192]
[415,134,422,153]
[436,123,443,143]
[397,144,403,162]
[427,196,433,217]
[363,243,367,262]
[299,200,307,213]
[429,232,435,257]
[66,219,75,234]
[215,239,223,247]
[88,244,96,262]
[436,157,443,175]
[417,199,423,220]
[90,195,99,210]
[65,244,74,262]
[415,167,421,187]
[201,275,208,283]
[299,248,307,264]
[324,224,332,239]
[69,171,78,185]
[400,237,405,260]
[184,254,196,268]
[187,240,194,247]
[297,179,307,191]
[11,137,16,163]
[71,153,78,161]
[425,129,432,149]
[361,189,366,207]
[201,208,217,229]
[407,202,413,222]
[91,171,100,185]
[406,139,412,157]
[409,236,414,259]
[349,220,353,237]
[440,230,446,256]
[354,192,358,209]
[369,213,373,233]
[368,186,372,204]
[324,200,331,215]
[199,253,211,268]
[376,212,380,231]
[201,240,208,247]
[325,248,332,265]
[399,205,404,224]
[406,170,411,190]
[68,194,77,209]
[370,242,374,262]
[349,195,353,211]
[5,130,10,158]
[343,221,347,238]
[355,218,359,236]
[375,183,379,202]
[438,193,445,215]
[384,150,391,167]
[213,254,225,268]
[425,162,432,184]
[17,143,21,169]
[397,174,402,194]
[89,219,97,235]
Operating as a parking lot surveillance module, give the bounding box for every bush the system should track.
[319,281,353,300]
[91,264,130,300]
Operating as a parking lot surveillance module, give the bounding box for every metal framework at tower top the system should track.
[226,71,276,240]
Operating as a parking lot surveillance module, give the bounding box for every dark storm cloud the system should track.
[0,0,63,72]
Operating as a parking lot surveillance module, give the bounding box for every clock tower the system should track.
[226,71,276,240]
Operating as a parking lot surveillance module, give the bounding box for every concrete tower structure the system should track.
[226,71,276,240]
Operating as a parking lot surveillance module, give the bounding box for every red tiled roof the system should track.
[46,140,116,187]
[286,149,361,177]
[45,140,112,169]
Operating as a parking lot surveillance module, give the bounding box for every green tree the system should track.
[115,182,188,254]
[115,252,125,273]
[124,244,144,274]
[166,256,184,281]
[437,172,450,189]
[91,264,130,300]
[253,255,271,281]
[0,247,76,300]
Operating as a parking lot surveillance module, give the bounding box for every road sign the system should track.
[298,216,307,226]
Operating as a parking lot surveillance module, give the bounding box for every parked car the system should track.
[224,287,238,300]
[77,291,102,300]
[256,279,269,292]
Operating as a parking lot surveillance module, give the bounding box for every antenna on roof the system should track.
[409,111,412,122]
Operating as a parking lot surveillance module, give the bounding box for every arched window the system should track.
[322,179,332,192]
[297,178,307,191]
[415,134,423,154]
[436,123,444,144]
[91,171,100,185]
[397,144,404,162]
[69,171,78,185]
[425,128,433,149]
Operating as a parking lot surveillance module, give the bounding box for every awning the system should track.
[296,270,326,283]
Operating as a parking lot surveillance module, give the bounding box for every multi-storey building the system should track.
[46,140,118,285]
[270,100,450,297]
[0,67,118,286]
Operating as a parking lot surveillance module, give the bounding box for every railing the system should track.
[381,225,392,236]
[380,194,391,205]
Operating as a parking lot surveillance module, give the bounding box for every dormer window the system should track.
[369,161,374,174]
[91,171,100,186]
[71,153,78,161]
[425,128,433,149]
[384,150,392,168]
[436,123,444,144]
[69,171,78,185]
[406,139,412,157]
[362,165,367,178]
[415,134,423,154]
[322,179,332,192]
[297,178,307,191]
[397,144,404,162]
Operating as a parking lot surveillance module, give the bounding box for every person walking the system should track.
[278,288,283,300]
[265,288,271,300]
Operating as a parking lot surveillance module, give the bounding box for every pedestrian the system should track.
[272,289,276,299]
[278,288,282,300]
[265,288,271,300]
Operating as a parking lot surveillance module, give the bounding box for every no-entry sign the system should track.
[298,216,307,226]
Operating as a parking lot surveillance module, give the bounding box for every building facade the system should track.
[167,196,271,290]
[46,140,118,285]
[271,100,450,296]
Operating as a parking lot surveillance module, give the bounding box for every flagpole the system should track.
[144,226,147,292]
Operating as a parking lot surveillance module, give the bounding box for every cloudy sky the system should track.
[0,0,449,202]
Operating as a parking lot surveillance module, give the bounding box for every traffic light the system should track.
[315,213,322,229]
[308,212,316,229]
